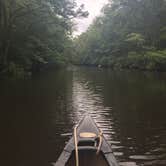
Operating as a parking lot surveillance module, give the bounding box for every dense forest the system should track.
[74,0,166,71]
[1,0,166,78]
[0,0,88,77]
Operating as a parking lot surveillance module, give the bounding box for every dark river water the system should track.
[1,67,166,166]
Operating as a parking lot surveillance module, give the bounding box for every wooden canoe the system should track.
[55,115,119,166]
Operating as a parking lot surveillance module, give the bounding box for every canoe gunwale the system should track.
[55,115,119,166]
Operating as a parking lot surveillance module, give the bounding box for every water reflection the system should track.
[1,67,166,166]
[70,67,166,166]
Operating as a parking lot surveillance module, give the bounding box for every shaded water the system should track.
[1,67,166,166]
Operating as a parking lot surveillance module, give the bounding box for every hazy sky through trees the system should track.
[74,0,108,36]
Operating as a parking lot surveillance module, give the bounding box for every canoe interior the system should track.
[55,116,119,166]
[66,149,109,166]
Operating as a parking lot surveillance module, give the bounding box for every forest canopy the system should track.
[74,0,166,71]
[0,0,88,76]
[1,0,166,77]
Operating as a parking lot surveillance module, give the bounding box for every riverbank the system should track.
[1,49,166,79]
[106,50,166,71]
[75,50,166,72]
[0,61,67,79]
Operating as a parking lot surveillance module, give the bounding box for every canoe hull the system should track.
[55,115,119,166]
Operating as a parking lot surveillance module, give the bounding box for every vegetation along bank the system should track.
[74,0,166,71]
[1,0,166,78]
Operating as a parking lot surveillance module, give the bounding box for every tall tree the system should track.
[74,0,166,71]
[0,0,88,75]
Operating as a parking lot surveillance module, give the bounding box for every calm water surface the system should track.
[1,67,166,166]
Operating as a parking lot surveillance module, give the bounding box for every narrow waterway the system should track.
[1,67,166,166]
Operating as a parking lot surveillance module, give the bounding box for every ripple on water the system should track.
[150,147,166,153]
[142,160,166,166]
[112,145,124,150]
[119,162,138,166]
[129,155,157,161]
[114,152,124,157]
[70,73,166,166]
[110,140,121,144]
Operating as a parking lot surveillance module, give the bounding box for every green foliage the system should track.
[7,62,27,79]
[74,0,166,71]
[108,50,166,71]
[0,0,88,76]
[125,33,145,47]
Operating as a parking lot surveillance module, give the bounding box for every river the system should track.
[1,67,166,166]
